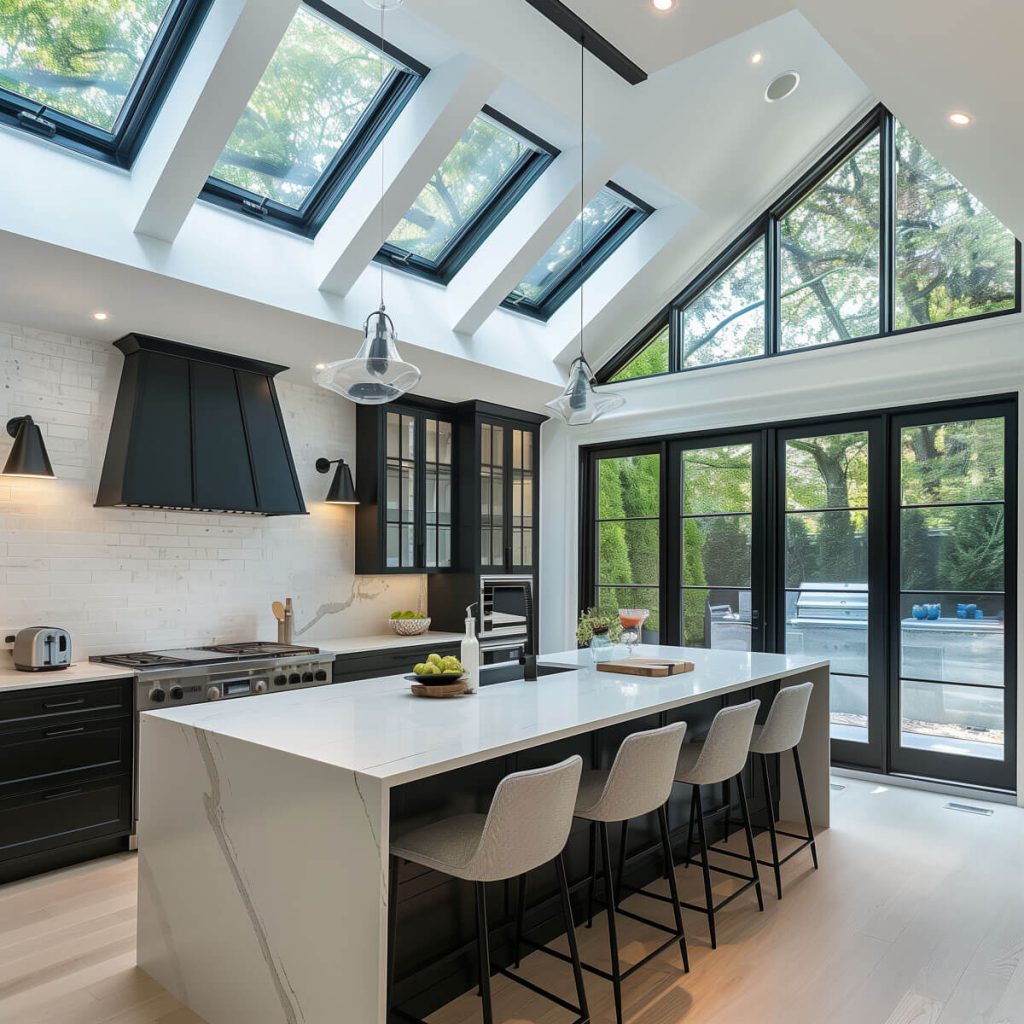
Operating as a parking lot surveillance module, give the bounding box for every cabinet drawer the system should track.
[0,679,131,730]
[333,644,459,683]
[0,718,133,792]
[0,776,131,862]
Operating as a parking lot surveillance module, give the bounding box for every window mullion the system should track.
[766,216,781,356]
[880,110,896,336]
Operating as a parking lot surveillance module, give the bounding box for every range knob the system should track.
[149,687,166,704]
[253,680,267,694]
[302,671,314,683]
[288,673,301,685]
[314,669,328,682]
[169,686,184,701]
[207,686,221,701]
[274,674,287,687]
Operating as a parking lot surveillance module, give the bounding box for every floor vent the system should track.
[944,802,994,817]
[830,783,846,791]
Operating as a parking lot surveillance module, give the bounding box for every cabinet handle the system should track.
[44,725,87,737]
[43,697,86,709]
[43,787,83,801]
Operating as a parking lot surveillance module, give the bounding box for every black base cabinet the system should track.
[333,644,460,683]
[0,677,133,884]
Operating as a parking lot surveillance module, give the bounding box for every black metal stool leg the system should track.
[759,754,783,899]
[386,855,400,1018]
[692,785,717,949]
[586,821,598,927]
[615,818,628,908]
[474,882,494,1024]
[736,774,764,912]
[555,854,590,1022]
[658,803,689,973]
[599,822,624,1024]
[684,785,697,869]
[722,777,732,842]
[514,873,527,968]
[793,746,818,869]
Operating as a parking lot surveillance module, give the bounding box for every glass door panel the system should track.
[510,428,535,570]
[781,428,878,764]
[423,416,453,568]
[385,412,417,568]
[678,441,759,651]
[480,423,505,568]
[891,413,1014,788]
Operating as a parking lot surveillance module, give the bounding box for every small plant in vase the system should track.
[576,609,622,648]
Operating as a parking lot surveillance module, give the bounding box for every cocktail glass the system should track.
[618,608,649,656]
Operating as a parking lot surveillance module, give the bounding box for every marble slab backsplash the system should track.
[0,322,425,656]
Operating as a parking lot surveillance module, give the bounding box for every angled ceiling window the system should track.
[0,0,211,166]
[597,105,1020,384]
[608,321,670,383]
[378,108,557,283]
[503,183,652,320]
[202,2,424,237]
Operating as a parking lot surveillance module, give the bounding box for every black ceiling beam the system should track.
[522,0,648,85]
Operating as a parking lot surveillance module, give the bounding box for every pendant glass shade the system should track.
[314,308,421,405]
[545,357,625,426]
[2,416,55,478]
[316,457,358,504]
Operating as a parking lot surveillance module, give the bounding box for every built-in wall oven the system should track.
[479,575,534,662]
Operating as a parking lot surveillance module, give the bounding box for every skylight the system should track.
[0,0,210,165]
[378,108,556,283]
[202,2,423,236]
[504,184,651,319]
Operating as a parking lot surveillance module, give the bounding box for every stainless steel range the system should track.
[90,642,335,839]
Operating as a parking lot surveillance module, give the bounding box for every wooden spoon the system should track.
[272,601,285,622]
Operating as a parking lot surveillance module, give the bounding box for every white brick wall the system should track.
[0,322,425,656]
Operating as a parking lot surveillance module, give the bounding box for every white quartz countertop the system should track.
[0,653,133,692]
[315,631,464,656]
[145,645,827,786]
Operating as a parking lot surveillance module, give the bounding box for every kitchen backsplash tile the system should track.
[0,322,425,655]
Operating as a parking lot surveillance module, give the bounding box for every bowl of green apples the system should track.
[406,652,465,685]
[388,610,431,636]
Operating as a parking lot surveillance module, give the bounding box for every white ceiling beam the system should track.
[131,0,299,243]
[549,202,696,367]
[314,54,500,298]
[446,145,619,336]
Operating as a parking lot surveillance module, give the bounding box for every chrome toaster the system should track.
[13,627,72,671]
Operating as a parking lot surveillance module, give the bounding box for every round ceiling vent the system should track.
[765,71,800,103]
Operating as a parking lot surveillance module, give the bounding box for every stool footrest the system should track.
[521,930,681,985]
[495,962,589,1021]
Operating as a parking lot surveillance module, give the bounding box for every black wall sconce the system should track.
[315,457,357,504]
[3,416,55,478]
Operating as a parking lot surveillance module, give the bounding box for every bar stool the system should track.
[672,699,763,949]
[387,755,589,1024]
[516,723,688,1024]
[749,681,818,899]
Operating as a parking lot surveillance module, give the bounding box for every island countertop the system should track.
[143,644,828,786]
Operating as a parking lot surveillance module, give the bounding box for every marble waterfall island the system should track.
[136,645,830,1024]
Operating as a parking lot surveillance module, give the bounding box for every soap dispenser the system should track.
[461,603,481,690]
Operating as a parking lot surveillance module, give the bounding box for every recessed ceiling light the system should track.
[948,111,972,126]
[765,70,800,103]
[91,311,109,321]
[315,363,326,371]
[750,52,763,64]
[651,0,676,10]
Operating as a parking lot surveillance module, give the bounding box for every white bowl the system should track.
[389,617,431,636]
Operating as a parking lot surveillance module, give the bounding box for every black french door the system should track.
[580,396,1017,792]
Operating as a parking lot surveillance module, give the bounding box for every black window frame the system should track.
[199,1,426,238]
[597,104,1022,384]
[0,0,213,168]
[501,181,653,321]
[375,106,558,285]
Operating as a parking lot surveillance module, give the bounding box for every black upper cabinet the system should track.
[355,401,456,574]
[355,399,544,575]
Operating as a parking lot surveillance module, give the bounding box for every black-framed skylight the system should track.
[377,107,557,284]
[201,1,424,238]
[598,104,1021,384]
[503,182,652,320]
[0,0,211,167]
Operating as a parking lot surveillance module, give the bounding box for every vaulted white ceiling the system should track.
[0,0,1012,409]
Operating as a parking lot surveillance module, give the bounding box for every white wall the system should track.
[538,312,1024,803]
[0,322,424,656]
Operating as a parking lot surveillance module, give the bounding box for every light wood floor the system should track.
[2,778,1022,1024]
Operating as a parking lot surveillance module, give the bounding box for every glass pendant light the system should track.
[546,36,623,426]
[316,0,420,405]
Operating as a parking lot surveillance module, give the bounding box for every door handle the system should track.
[43,697,86,709]
[43,787,83,801]
[44,725,87,737]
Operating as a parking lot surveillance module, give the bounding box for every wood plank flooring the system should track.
[1,779,1022,1024]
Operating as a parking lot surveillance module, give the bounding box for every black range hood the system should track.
[97,334,307,516]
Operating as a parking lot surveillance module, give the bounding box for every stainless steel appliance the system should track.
[479,575,533,641]
[13,626,72,671]
[91,642,335,838]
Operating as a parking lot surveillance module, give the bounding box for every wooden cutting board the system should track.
[597,658,695,677]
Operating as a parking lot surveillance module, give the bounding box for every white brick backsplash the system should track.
[0,324,425,656]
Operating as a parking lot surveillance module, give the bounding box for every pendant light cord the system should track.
[579,32,585,369]
[379,3,386,313]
